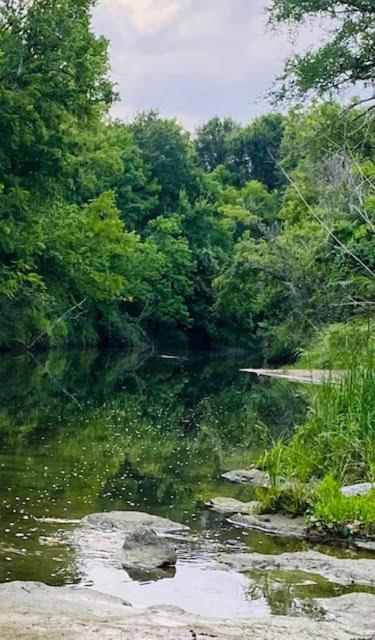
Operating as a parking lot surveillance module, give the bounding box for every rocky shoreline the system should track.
[1,506,374,639]
[217,466,375,545]
[0,581,374,639]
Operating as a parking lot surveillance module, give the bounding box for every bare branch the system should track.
[25,298,87,350]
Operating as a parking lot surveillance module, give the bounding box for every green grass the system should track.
[257,360,375,534]
[309,476,375,537]
[261,364,375,485]
[296,318,374,370]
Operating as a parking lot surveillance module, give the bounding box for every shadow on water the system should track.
[0,348,367,618]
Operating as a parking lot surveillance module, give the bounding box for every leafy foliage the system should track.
[0,1,373,356]
[267,0,375,100]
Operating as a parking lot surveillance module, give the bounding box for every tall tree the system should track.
[229,114,285,189]
[131,110,198,213]
[195,117,240,173]
[0,0,113,194]
[0,0,132,348]
[72,122,159,231]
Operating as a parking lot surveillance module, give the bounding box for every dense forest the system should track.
[0,0,373,361]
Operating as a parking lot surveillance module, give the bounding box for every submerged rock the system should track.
[0,580,373,639]
[205,497,259,515]
[82,510,188,534]
[341,482,375,497]
[221,467,270,487]
[216,550,375,587]
[227,512,309,539]
[119,525,177,571]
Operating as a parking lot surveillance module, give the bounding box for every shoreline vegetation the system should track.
[248,325,375,541]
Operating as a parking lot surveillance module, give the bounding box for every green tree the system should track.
[228,114,285,189]
[267,0,375,100]
[0,0,113,194]
[132,110,198,213]
[144,214,195,327]
[195,117,240,173]
[72,123,159,231]
[0,0,140,348]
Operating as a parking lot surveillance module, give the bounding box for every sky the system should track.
[92,0,322,131]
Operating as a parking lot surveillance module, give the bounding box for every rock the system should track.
[82,510,188,534]
[353,539,375,553]
[216,550,375,587]
[205,497,260,515]
[341,482,375,497]
[317,592,375,636]
[0,580,371,639]
[119,526,177,571]
[227,512,310,539]
[221,467,270,487]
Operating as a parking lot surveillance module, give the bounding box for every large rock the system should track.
[82,511,188,534]
[0,581,373,639]
[119,525,177,571]
[205,497,260,515]
[227,512,309,539]
[221,467,270,487]
[341,482,375,497]
[216,550,375,587]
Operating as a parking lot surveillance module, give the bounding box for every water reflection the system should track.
[0,348,309,615]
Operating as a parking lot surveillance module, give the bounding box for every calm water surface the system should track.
[0,350,367,618]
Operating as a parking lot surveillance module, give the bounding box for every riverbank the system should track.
[253,363,375,538]
[1,581,374,640]
[2,507,373,639]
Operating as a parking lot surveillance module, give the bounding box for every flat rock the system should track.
[216,550,375,587]
[227,512,309,539]
[119,526,177,571]
[317,592,375,636]
[221,467,270,487]
[341,482,375,497]
[0,581,371,639]
[353,539,375,553]
[240,368,344,385]
[82,511,188,534]
[205,497,260,515]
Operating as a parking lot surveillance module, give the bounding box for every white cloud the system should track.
[98,0,188,33]
[92,0,327,130]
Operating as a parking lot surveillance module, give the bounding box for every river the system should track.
[0,349,368,622]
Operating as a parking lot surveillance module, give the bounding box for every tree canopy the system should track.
[0,0,373,360]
